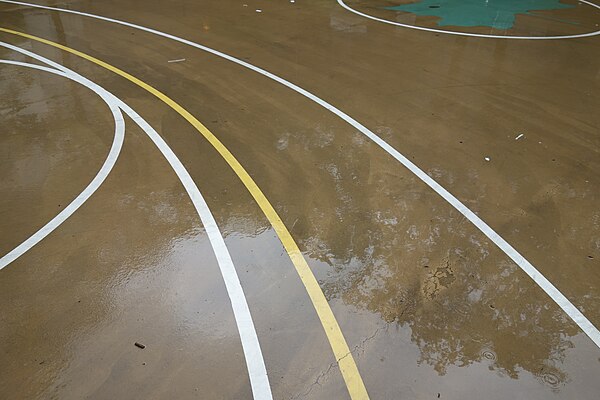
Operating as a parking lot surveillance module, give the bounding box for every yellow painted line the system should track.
[0,27,369,399]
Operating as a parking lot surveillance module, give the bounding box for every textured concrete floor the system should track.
[1,1,599,399]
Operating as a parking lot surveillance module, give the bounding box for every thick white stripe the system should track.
[0,43,273,400]
[0,58,125,270]
[1,0,597,348]
[337,0,600,40]
[117,101,274,400]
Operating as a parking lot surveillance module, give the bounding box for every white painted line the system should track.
[337,0,600,40]
[2,0,598,348]
[0,43,273,400]
[116,98,274,400]
[0,58,125,270]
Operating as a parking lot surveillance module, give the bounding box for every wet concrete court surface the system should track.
[0,0,599,399]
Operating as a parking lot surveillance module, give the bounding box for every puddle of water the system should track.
[385,0,575,29]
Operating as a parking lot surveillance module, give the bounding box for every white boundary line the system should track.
[0,57,125,270]
[337,0,600,40]
[1,0,598,348]
[0,42,273,400]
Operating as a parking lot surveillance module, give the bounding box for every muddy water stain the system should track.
[385,0,576,29]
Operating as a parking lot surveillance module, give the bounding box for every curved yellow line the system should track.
[0,27,369,399]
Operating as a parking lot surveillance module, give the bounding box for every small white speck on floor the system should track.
[484,157,490,161]
[515,133,524,140]
[256,9,262,12]
[167,58,186,63]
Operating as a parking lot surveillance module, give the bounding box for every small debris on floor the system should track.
[515,133,524,140]
[134,342,146,349]
[484,157,490,161]
[168,58,186,63]
[256,9,262,12]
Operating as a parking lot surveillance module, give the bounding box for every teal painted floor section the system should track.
[385,0,575,29]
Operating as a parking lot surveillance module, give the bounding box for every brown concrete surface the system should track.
[0,0,599,399]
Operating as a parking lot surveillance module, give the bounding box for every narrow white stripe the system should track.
[0,57,125,270]
[2,0,597,348]
[0,43,273,400]
[116,103,274,400]
[337,0,600,40]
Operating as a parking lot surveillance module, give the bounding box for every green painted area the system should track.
[385,0,575,29]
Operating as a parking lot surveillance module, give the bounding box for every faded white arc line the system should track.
[0,57,125,270]
[337,0,600,40]
[2,1,598,348]
[0,42,273,400]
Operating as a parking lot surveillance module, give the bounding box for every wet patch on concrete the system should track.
[422,260,456,299]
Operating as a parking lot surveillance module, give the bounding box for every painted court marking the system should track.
[337,0,600,40]
[2,1,597,349]
[0,57,125,270]
[0,42,273,400]
[0,27,370,400]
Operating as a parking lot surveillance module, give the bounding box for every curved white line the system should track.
[2,1,598,348]
[0,42,273,400]
[117,100,274,400]
[337,0,600,40]
[0,59,125,270]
